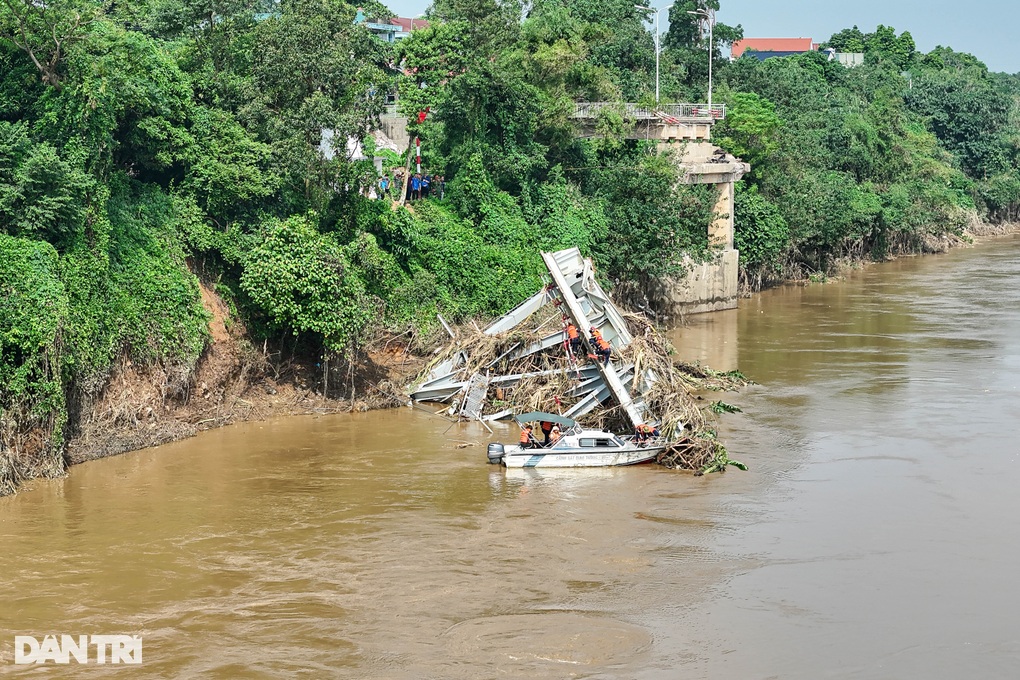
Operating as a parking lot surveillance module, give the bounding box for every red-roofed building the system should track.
[731,38,819,61]
[391,16,429,34]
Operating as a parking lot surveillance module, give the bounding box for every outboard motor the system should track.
[487,443,505,465]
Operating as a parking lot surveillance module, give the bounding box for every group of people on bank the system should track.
[375,170,445,202]
[407,172,444,201]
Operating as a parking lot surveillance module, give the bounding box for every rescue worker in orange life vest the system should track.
[540,420,554,444]
[591,329,611,365]
[519,424,539,449]
[635,423,660,445]
[565,319,581,355]
[549,426,562,446]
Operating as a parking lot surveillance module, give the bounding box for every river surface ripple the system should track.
[2,236,1019,678]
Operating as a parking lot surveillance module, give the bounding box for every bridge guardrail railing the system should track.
[571,102,726,121]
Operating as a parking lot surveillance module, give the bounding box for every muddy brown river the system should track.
[2,236,1019,678]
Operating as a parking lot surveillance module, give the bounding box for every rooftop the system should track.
[354,8,429,39]
[731,38,817,60]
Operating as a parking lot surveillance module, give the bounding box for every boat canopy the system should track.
[513,412,576,428]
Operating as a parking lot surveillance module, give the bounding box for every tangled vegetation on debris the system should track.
[414,308,753,473]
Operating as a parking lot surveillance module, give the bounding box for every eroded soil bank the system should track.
[56,281,424,484]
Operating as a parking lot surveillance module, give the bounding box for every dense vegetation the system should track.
[2,0,1019,482]
[716,27,1020,284]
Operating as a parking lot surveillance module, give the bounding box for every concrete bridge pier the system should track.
[709,179,735,250]
[569,104,749,316]
[668,142,749,315]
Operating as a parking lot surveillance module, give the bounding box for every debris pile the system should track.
[408,248,749,469]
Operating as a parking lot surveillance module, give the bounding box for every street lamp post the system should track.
[635,4,673,105]
[410,13,424,32]
[687,7,715,115]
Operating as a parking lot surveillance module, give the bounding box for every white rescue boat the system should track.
[487,412,666,468]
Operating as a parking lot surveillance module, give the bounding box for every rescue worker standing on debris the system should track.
[520,424,538,449]
[591,328,611,365]
[565,319,581,356]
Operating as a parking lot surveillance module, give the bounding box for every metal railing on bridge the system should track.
[571,102,726,121]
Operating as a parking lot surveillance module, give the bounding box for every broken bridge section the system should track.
[409,248,658,430]
[570,102,726,142]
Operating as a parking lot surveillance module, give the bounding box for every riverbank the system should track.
[5,225,1017,497]
[64,281,426,466]
[966,220,1020,239]
[760,219,1020,292]
[0,282,425,497]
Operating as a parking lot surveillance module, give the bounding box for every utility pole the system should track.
[687,7,715,115]
[635,4,674,105]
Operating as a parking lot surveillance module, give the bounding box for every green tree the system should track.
[0,0,105,88]
[0,234,69,487]
[659,0,742,102]
[240,214,375,352]
[733,185,788,283]
[824,26,865,53]
[247,0,390,222]
[865,25,915,69]
[711,91,781,180]
[905,47,1011,179]
[0,121,88,245]
[428,0,522,57]
[588,148,715,281]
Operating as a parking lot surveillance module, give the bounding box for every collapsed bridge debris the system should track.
[409,248,670,431]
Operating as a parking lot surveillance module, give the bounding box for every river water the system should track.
[2,236,1019,678]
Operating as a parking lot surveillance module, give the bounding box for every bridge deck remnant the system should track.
[571,102,725,142]
[571,102,726,121]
